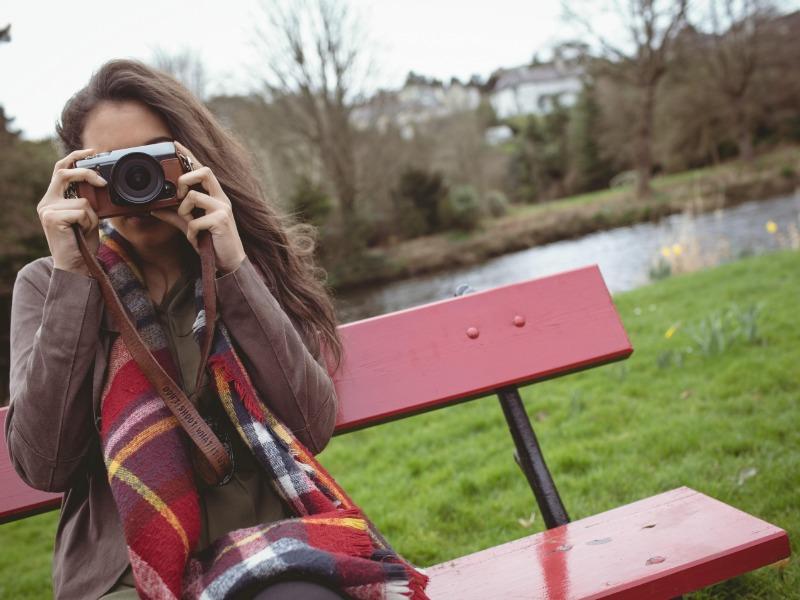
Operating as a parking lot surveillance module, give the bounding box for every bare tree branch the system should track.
[251,0,372,217]
[561,0,688,198]
[151,47,208,100]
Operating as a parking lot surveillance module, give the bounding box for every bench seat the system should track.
[424,486,790,599]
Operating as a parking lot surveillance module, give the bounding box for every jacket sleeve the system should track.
[5,259,104,492]
[214,256,339,455]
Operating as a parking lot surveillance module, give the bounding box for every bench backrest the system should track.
[1,264,631,523]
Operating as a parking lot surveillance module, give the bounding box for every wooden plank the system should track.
[424,486,791,599]
[0,407,62,524]
[331,265,632,432]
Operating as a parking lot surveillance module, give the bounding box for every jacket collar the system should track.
[99,264,199,335]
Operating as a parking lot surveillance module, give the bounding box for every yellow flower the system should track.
[664,323,679,339]
[672,243,683,256]
[766,221,778,234]
[660,246,672,258]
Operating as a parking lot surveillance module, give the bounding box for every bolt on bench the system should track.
[2,265,791,599]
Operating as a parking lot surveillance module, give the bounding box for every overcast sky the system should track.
[6,1,797,141]
[1,0,569,140]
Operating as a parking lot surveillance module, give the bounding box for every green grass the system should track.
[1,250,798,598]
[506,145,800,219]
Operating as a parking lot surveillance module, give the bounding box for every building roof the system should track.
[489,61,584,92]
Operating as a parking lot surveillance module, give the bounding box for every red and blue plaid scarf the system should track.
[96,222,430,599]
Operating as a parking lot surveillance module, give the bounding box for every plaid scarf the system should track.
[96,222,430,600]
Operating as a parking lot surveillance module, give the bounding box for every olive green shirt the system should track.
[101,265,291,598]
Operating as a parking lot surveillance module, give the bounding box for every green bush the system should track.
[484,190,509,218]
[438,185,482,232]
[391,167,448,238]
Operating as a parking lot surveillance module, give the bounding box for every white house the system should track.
[351,76,481,139]
[488,60,584,119]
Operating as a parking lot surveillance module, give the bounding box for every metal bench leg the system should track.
[497,385,570,529]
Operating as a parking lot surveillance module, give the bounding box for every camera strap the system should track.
[72,222,233,487]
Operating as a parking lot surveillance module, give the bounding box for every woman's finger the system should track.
[185,212,227,246]
[47,167,107,198]
[174,140,201,167]
[38,194,100,223]
[53,148,97,173]
[177,189,229,221]
[40,196,96,212]
[40,207,95,234]
[177,166,224,200]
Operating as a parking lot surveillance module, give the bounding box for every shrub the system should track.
[484,190,509,218]
[438,185,482,232]
[609,170,638,189]
[391,167,448,238]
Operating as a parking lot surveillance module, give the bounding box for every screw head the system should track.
[513,315,526,327]
[466,326,479,339]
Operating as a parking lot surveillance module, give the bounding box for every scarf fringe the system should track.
[304,508,375,558]
[406,564,431,599]
[209,353,271,431]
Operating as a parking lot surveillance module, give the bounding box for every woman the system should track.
[5,59,389,600]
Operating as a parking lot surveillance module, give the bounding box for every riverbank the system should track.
[333,145,800,291]
[2,249,797,598]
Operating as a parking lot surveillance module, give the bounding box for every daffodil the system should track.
[766,221,778,234]
[660,246,672,258]
[672,243,683,256]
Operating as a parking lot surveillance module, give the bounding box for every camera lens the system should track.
[112,153,164,205]
[125,165,151,192]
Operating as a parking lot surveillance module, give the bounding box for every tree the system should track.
[567,83,616,192]
[252,0,372,220]
[151,47,209,100]
[508,102,572,202]
[696,0,778,162]
[0,64,61,405]
[563,0,689,198]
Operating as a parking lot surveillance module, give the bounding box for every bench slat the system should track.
[0,408,61,523]
[424,486,791,599]
[333,265,632,432]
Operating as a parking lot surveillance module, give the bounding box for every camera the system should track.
[71,141,188,218]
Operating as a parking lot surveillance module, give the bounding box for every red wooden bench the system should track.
[2,264,791,598]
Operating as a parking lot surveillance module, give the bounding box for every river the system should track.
[334,194,800,323]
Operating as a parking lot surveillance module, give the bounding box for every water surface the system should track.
[335,194,800,323]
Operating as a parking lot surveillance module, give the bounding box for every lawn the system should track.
[507,144,800,218]
[1,249,797,598]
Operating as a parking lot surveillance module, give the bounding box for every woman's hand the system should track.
[151,141,247,274]
[37,148,107,277]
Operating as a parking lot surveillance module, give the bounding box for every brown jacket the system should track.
[5,254,339,600]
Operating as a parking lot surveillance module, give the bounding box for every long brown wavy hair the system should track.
[56,59,343,373]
